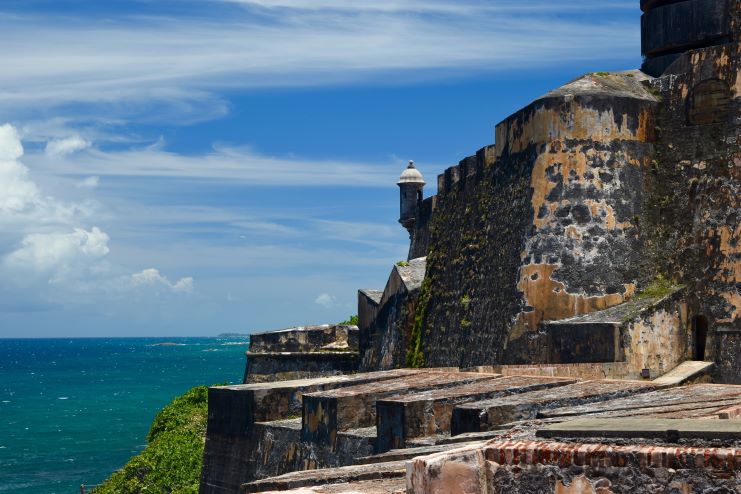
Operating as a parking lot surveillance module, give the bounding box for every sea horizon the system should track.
[0,336,250,494]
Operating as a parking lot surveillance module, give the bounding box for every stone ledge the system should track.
[482,439,741,470]
[241,461,407,493]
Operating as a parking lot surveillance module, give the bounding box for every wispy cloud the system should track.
[24,143,410,187]
[0,1,639,121]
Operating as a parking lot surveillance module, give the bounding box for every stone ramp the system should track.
[375,375,575,453]
[652,360,714,386]
[536,417,741,440]
[241,461,407,493]
[354,441,488,465]
[302,371,500,446]
[451,379,658,435]
[253,478,405,493]
[539,383,741,419]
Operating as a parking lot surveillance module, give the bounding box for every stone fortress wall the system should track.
[199,2,741,492]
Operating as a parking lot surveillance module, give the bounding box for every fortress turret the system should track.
[641,0,734,76]
[397,160,425,235]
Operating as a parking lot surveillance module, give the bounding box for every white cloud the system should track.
[0,123,194,299]
[0,123,87,225]
[315,292,337,308]
[76,176,100,189]
[4,227,110,274]
[0,124,24,161]
[129,268,195,294]
[45,136,91,157]
[225,0,634,14]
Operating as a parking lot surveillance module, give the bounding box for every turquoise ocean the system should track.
[0,337,249,494]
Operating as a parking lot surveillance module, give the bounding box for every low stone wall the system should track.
[716,329,741,384]
[475,363,633,381]
[245,352,360,384]
[244,325,360,383]
[407,440,741,493]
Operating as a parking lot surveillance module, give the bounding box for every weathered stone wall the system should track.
[245,353,360,384]
[408,196,436,261]
[244,325,360,383]
[621,291,690,379]
[645,37,740,381]
[407,441,741,494]
[640,0,735,77]
[415,73,659,368]
[360,258,425,371]
[357,289,382,352]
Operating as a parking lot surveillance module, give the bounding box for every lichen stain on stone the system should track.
[516,263,636,330]
[530,143,637,231]
[555,475,598,494]
[734,44,741,96]
[306,401,322,434]
[709,225,741,283]
[625,307,684,376]
[499,105,653,158]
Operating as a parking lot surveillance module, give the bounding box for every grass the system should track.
[93,386,211,494]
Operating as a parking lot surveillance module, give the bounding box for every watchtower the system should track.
[641,0,734,76]
[397,160,425,236]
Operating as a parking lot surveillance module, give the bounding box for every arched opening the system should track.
[687,79,732,126]
[692,315,709,361]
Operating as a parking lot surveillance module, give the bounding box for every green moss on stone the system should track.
[636,275,679,300]
[406,277,431,368]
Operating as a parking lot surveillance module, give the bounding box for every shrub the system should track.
[93,386,210,494]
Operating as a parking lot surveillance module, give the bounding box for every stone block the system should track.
[375,375,575,453]
[302,371,498,447]
[451,380,657,435]
[540,384,741,419]
[547,322,623,363]
[536,417,741,440]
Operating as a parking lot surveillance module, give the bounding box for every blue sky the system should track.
[0,0,642,337]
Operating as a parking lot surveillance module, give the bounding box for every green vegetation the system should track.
[407,278,431,368]
[636,275,679,300]
[595,71,611,76]
[93,386,210,494]
[460,319,472,328]
[460,294,471,309]
[338,315,359,325]
[395,261,410,267]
